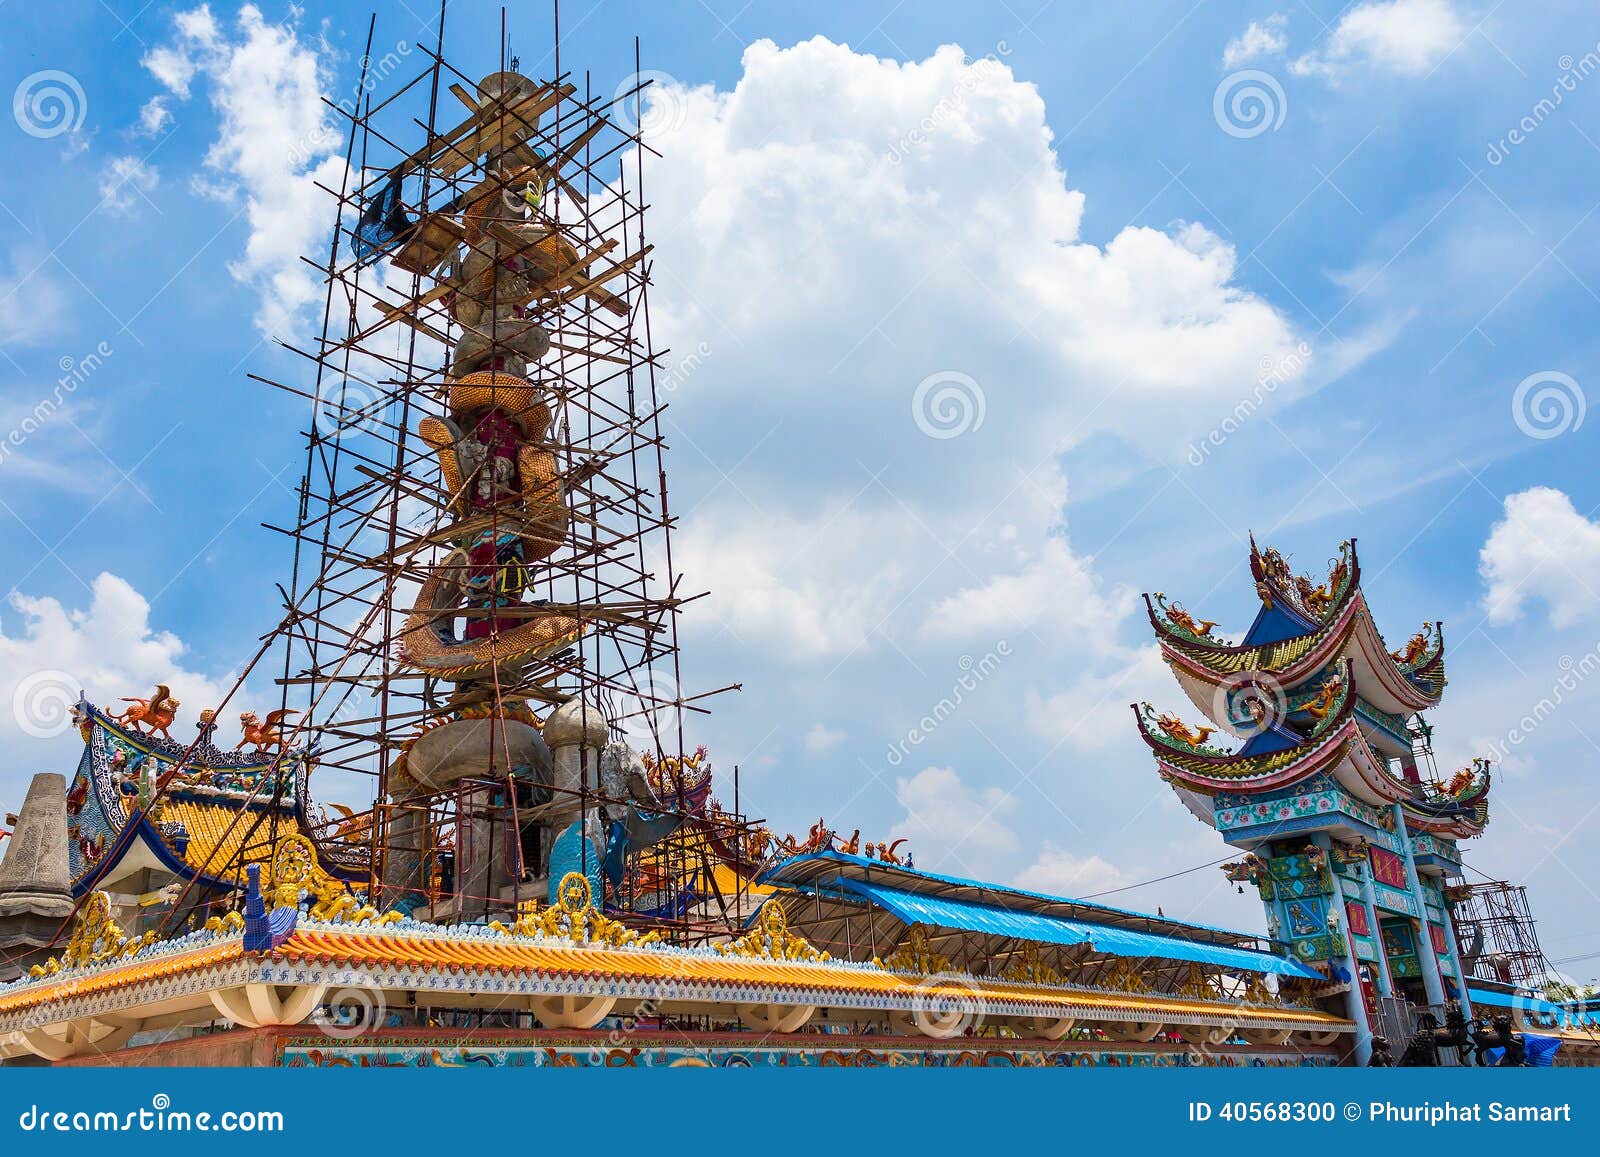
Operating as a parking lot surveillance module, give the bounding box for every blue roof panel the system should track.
[1466,987,1567,1017]
[1243,600,1316,647]
[839,880,1322,979]
[760,850,1258,943]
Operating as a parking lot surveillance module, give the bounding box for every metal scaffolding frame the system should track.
[98,3,759,946]
[1451,880,1548,990]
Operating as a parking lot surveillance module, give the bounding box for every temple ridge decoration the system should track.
[716,901,828,962]
[265,836,402,928]
[873,925,951,975]
[1135,534,1492,1064]
[27,892,155,978]
[488,872,661,948]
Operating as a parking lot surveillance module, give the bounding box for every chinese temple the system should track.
[1136,536,1596,1064]
[0,15,1593,1069]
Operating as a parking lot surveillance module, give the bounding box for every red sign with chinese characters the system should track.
[1430,923,1449,955]
[1345,901,1370,937]
[1370,846,1407,889]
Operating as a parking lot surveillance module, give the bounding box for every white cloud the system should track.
[1480,487,1600,628]
[1025,644,1171,751]
[924,535,1131,643]
[143,4,347,339]
[175,3,222,45]
[889,766,1019,864]
[0,251,69,347]
[803,722,846,752]
[142,45,197,98]
[1223,14,1289,69]
[136,97,173,137]
[673,498,922,661]
[646,39,1303,682]
[1015,843,1126,898]
[1291,0,1465,79]
[98,156,160,215]
[0,574,237,802]
[645,39,1304,464]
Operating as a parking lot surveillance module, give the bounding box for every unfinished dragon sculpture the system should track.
[397,72,625,689]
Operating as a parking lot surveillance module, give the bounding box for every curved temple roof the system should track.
[1144,538,1446,722]
[1133,669,1490,838]
[64,702,360,897]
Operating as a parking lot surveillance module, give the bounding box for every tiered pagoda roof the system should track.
[1145,538,1445,723]
[1134,537,1488,841]
[64,698,361,900]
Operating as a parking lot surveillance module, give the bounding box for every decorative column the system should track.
[1393,806,1445,1008]
[1441,897,1474,1019]
[1357,856,1394,998]
[1314,833,1371,1064]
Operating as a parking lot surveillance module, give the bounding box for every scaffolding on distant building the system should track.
[1450,880,1547,989]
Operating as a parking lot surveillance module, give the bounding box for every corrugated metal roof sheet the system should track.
[839,879,1323,979]
[1467,986,1568,1017]
[759,850,1265,946]
[858,884,1094,950]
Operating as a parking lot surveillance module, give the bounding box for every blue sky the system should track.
[2,1,1599,974]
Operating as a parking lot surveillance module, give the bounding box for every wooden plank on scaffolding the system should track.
[434,84,575,178]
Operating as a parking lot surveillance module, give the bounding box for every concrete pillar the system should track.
[540,697,608,877]
[456,781,505,921]
[0,773,76,947]
[1394,806,1446,1008]
[379,789,428,914]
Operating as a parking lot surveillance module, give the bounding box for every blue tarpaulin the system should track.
[835,879,1323,979]
[1524,1035,1562,1066]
